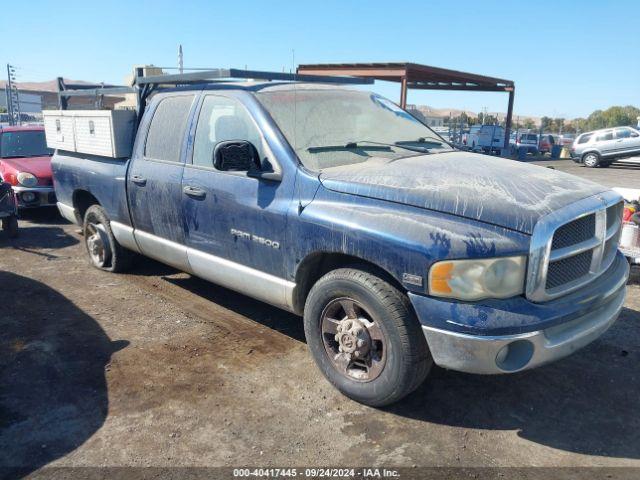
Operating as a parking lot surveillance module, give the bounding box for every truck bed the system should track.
[52,152,132,226]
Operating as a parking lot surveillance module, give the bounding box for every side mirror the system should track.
[213,140,260,172]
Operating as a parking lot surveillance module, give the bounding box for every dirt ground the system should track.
[1,159,640,475]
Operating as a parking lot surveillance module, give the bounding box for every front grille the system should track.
[551,214,595,250]
[546,250,592,289]
[607,203,623,230]
[528,195,624,301]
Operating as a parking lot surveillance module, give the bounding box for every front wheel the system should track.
[304,267,432,406]
[83,205,134,272]
[583,152,601,167]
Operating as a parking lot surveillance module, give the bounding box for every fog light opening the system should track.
[21,191,37,203]
[495,340,534,372]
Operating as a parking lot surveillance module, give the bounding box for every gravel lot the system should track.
[531,156,640,189]
[1,159,639,475]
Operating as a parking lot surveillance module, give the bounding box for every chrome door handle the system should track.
[183,185,206,199]
[131,175,147,186]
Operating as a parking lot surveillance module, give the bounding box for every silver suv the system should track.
[571,126,640,167]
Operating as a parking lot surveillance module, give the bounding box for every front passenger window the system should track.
[192,96,263,168]
[615,128,632,139]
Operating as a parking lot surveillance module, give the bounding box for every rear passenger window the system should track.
[145,95,194,162]
[596,131,614,142]
[192,95,263,168]
[578,134,592,144]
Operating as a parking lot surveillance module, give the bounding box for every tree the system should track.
[522,118,536,130]
[579,106,640,131]
[540,116,552,131]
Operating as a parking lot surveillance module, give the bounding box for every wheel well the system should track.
[73,190,100,224]
[291,252,405,315]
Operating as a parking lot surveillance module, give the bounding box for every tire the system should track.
[583,152,601,168]
[83,205,134,272]
[303,267,432,407]
[2,215,18,238]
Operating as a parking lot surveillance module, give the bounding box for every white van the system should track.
[466,124,505,154]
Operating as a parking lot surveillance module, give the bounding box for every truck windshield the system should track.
[0,131,53,158]
[255,88,452,171]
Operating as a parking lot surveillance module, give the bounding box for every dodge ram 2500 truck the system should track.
[52,75,629,406]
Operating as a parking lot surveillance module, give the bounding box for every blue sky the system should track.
[3,0,638,118]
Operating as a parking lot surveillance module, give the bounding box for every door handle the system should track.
[131,175,147,186]
[183,185,206,199]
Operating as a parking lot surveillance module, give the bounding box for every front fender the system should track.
[288,185,530,295]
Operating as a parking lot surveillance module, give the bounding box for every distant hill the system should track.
[408,104,541,125]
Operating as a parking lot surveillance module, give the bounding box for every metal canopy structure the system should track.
[297,62,516,150]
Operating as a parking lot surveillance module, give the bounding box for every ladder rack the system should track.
[56,67,375,123]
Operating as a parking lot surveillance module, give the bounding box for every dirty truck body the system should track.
[53,81,628,406]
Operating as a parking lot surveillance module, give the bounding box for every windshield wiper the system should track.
[307,140,427,155]
[307,142,393,153]
[395,137,445,147]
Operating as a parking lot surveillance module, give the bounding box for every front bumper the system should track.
[410,252,629,374]
[13,186,56,208]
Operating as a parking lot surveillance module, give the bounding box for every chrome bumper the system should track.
[13,186,56,207]
[422,286,626,374]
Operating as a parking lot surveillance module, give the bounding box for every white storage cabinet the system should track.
[43,110,136,158]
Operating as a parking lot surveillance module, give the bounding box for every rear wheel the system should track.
[2,215,18,238]
[303,267,432,406]
[83,205,134,272]
[583,152,601,167]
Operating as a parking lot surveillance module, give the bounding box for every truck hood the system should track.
[318,151,608,234]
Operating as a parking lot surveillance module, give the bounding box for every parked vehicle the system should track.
[538,134,557,154]
[510,132,539,155]
[559,134,576,147]
[0,125,55,208]
[0,181,18,238]
[571,126,640,167]
[465,124,505,153]
[51,70,628,406]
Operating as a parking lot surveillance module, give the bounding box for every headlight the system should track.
[17,172,38,187]
[428,256,526,301]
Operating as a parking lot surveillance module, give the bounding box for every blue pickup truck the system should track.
[52,73,628,406]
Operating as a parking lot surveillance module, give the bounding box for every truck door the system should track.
[181,93,292,308]
[128,93,196,270]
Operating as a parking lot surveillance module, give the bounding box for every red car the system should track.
[0,125,55,208]
[538,134,557,154]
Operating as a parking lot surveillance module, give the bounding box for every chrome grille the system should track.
[545,250,592,289]
[607,203,623,230]
[551,214,595,250]
[526,192,624,302]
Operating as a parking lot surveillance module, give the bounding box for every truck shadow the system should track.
[0,271,127,478]
[130,256,306,342]
[2,226,79,250]
[389,306,640,459]
[18,206,68,225]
